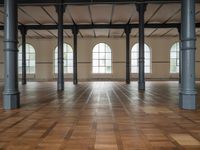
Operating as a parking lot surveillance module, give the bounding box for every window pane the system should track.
[131,43,151,73]
[100,67,105,73]
[106,60,111,66]
[67,67,73,73]
[170,42,179,73]
[68,60,73,67]
[93,60,98,66]
[106,53,111,59]
[92,43,112,74]
[93,67,98,73]
[93,53,99,59]
[54,43,74,74]
[132,67,138,73]
[68,53,73,59]
[99,60,105,66]
[100,53,106,59]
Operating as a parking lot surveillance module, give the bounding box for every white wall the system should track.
[0,36,200,81]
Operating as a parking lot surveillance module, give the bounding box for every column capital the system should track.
[177,25,181,34]
[136,3,147,13]
[19,26,27,35]
[72,26,79,35]
[124,25,131,35]
[55,2,66,14]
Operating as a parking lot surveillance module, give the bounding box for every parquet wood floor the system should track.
[0,81,200,150]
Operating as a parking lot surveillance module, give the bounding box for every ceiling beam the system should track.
[0,0,200,6]
[0,23,199,31]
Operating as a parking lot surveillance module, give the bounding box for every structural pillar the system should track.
[180,0,196,109]
[136,3,147,91]
[72,26,78,85]
[125,26,131,84]
[56,2,65,91]
[177,26,182,84]
[20,26,27,85]
[3,0,20,109]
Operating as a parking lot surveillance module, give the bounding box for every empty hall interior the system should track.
[1,0,200,149]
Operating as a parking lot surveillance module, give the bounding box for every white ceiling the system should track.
[0,3,200,38]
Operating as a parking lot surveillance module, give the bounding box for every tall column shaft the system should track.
[125,26,131,84]
[56,3,65,91]
[180,0,196,109]
[136,3,147,91]
[3,0,20,109]
[20,27,27,85]
[177,27,181,84]
[72,27,78,85]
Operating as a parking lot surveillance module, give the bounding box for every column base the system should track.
[73,79,78,85]
[179,93,196,110]
[3,92,20,109]
[138,82,145,91]
[58,84,64,91]
[126,80,130,84]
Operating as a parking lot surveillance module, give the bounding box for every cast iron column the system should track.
[56,2,65,91]
[20,26,27,85]
[177,26,181,84]
[180,0,196,109]
[136,3,147,91]
[3,0,20,109]
[125,26,131,84]
[72,26,78,85]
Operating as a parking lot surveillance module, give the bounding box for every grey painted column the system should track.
[136,3,147,91]
[180,0,196,109]
[56,2,65,91]
[72,26,78,85]
[125,26,131,84]
[20,26,27,85]
[177,26,181,84]
[3,0,20,109]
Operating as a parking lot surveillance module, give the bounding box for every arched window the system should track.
[54,43,73,74]
[92,43,112,74]
[170,42,180,73]
[18,44,36,74]
[131,43,151,73]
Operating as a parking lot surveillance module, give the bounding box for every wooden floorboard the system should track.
[0,81,199,150]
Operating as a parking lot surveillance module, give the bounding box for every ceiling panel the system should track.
[90,5,112,24]
[130,5,138,23]
[109,29,123,37]
[130,29,138,37]
[0,31,3,37]
[64,30,73,37]
[164,28,178,36]
[79,30,94,37]
[42,6,57,24]
[67,5,91,24]
[0,8,4,24]
[95,29,109,37]
[112,4,134,24]
[145,4,162,23]
[150,29,173,36]
[27,30,41,38]
[149,4,180,23]
[145,29,157,36]
[33,30,53,38]
[48,30,57,37]
[19,6,55,24]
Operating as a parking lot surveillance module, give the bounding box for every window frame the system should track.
[92,43,112,74]
[131,43,152,74]
[18,43,36,75]
[53,43,74,74]
[170,42,180,74]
